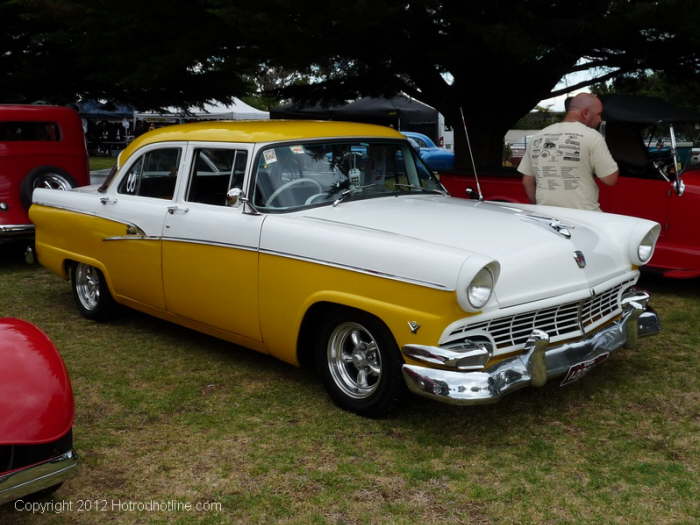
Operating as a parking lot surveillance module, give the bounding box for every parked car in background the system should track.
[31,120,660,416]
[0,105,90,245]
[0,318,77,505]
[403,131,455,171]
[440,95,700,279]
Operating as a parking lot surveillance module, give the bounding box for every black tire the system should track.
[20,166,76,208]
[70,262,115,321]
[315,309,405,417]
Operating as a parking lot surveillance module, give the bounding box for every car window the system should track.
[253,140,442,211]
[0,121,60,141]
[187,148,248,206]
[118,148,181,199]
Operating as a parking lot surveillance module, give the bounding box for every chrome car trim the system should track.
[0,224,34,234]
[0,450,78,505]
[402,292,659,405]
[31,201,98,218]
[260,248,452,290]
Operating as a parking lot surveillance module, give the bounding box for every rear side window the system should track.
[118,148,181,199]
[0,121,60,141]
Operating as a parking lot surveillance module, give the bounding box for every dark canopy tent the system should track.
[602,95,700,123]
[600,95,700,175]
[271,94,439,140]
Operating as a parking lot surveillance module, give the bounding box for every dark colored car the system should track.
[0,105,90,244]
[0,318,77,505]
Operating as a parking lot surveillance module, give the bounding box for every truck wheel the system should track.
[315,309,404,417]
[21,166,76,208]
[70,263,115,321]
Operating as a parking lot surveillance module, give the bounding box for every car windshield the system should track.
[252,140,444,211]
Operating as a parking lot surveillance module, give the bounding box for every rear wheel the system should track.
[21,167,76,208]
[70,263,115,320]
[315,309,404,417]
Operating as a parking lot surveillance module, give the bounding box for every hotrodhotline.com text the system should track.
[14,499,223,514]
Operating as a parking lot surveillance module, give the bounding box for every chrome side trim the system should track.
[402,291,660,405]
[260,248,451,290]
[31,201,99,218]
[0,450,78,505]
[34,203,451,290]
[0,224,34,234]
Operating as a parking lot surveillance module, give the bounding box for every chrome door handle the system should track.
[167,205,189,215]
[99,196,117,205]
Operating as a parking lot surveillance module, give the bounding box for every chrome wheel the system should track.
[74,264,101,311]
[327,322,383,399]
[33,173,73,191]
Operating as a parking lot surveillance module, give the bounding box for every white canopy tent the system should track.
[134,97,269,122]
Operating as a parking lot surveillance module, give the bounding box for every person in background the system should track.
[518,93,618,211]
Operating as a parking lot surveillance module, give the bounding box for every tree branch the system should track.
[548,68,626,97]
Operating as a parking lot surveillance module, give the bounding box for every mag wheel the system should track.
[316,310,404,417]
[70,262,115,321]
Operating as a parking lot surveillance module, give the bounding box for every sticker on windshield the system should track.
[263,149,278,165]
[289,145,304,154]
[348,168,361,186]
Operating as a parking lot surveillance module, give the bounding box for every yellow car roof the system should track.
[119,120,404,167]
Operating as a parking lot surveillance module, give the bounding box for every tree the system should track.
[4,1,700,168]
[226,0,700,169]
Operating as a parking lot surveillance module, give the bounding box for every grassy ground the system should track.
[89,157,116,171]
[0,246,698,524]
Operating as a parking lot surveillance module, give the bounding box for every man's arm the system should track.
[522,174,536,203]
[599,170,619,186]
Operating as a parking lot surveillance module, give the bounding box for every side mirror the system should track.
[226,187,243,207]
[674,178,686,197]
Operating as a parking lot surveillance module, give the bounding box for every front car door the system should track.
[161,143,264,343]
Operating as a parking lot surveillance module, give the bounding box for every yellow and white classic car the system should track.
[30,121,661,416]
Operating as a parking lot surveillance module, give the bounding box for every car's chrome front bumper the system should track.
[402,290,660,405]
[0,450,78,505]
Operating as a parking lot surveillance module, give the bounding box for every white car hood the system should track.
[273,194,644,308]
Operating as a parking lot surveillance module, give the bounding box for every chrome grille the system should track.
[448,281,633,352]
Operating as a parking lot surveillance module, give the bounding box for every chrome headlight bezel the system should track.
[629,224,661,266]
[456,259,500,313]
[467,267,494,309]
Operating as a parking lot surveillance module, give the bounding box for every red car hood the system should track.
[0,318,74,444]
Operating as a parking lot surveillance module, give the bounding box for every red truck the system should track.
[440,95,700,279]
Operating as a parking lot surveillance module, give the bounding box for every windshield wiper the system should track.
[393,183,446,195]
[332,184,382,207]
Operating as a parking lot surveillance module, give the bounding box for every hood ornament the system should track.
[521,215,575,239]
[574,251,586,268]
[549,219,572,239]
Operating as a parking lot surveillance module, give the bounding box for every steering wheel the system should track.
[265,177,323,207]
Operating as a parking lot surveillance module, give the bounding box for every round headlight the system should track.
[638,229,657,262]
[467,267,494,309]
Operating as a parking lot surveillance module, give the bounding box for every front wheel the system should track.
[315,310,405,417]
[70,263,115,321]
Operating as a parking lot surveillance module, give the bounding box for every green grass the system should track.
[89,157,116,171]
[1,246,698,524]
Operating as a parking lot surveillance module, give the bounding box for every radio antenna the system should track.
[459,107,483,200]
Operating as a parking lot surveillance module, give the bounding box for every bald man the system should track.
[518,93,619,211]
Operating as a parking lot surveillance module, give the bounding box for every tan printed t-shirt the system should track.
[517,121,618,211]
